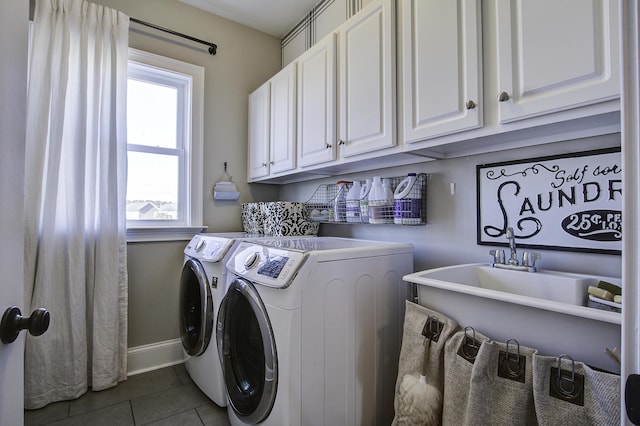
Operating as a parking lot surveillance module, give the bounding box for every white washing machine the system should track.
[217,237,414,425]
[180,232,264,406]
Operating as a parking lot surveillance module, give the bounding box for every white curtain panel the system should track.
[24,0,129,409]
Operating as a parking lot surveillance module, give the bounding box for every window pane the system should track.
[127,79,178,149]
[126,152,179,220]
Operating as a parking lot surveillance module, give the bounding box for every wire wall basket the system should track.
[304,173,427,225]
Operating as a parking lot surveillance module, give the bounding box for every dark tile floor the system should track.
[24,364,230,426]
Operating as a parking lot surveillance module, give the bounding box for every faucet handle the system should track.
[490,249,505,265]
[522,251,541,269]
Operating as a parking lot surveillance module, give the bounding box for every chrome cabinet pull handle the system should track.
[466,100,476,110]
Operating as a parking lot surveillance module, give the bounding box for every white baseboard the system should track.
[127,338,184,376]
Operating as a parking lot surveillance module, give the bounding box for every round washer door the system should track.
[217,278,277,424]
[179,258,213,356]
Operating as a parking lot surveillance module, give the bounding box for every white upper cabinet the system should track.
[252,0,621,183]
[399,0,620,155]
[247,81,270,181]
[338,0,396,157]
[297,33,337,168]
[400,0,482,143]
[495,0,620,123]
[269,62,297,174]
[247,62,297,182]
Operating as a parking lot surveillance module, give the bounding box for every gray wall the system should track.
[279,134,622,279]
[127,241,186,347]
[93,0,282,347]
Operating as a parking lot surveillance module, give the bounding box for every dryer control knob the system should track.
[244,252,259,269]
[195,239,206,252]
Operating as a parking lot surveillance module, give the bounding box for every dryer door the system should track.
[179,258,213,356]
[217,278,277,424]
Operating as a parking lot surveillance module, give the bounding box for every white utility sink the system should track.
[404,263,622,372]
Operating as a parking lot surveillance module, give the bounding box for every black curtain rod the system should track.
[130,17,217,55]
[27,0,218,55]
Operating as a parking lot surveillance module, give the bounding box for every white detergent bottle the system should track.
[360,178,372,223]
[346,180,362,223]
[393,173,421,224]
[368,177,385,224]
[382,178,394,223]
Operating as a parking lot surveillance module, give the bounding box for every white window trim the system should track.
[126,48,205,242]
[126,226,207,242]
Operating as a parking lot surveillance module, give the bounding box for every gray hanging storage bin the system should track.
[463,339,539,426]
[392,301,459,426]
[532,354,620,425]
[442,327,491,426]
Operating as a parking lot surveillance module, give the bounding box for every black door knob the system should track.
[0,306,50,344]
[627,374,640,424]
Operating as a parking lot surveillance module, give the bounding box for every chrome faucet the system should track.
[489,226,540,272]
[506,227,518,265]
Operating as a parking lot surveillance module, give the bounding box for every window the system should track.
[126,49,204,241]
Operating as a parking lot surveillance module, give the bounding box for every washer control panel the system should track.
[256,255,289,278]
[228,242,306,288]
[184,235,235,262]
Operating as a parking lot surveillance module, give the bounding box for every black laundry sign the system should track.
[476,147,622,254]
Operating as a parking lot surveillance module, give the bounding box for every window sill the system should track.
[126,226,207,243]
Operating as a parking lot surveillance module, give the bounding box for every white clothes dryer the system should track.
[217,237,414,425]
[180,232,264,406]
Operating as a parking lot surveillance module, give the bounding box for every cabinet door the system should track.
[269,62,297,175]
[495,0,619,123]
[338,0,395,157]
[247,81,270,181]
[297,33,337,167]
[400,0,482,143]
